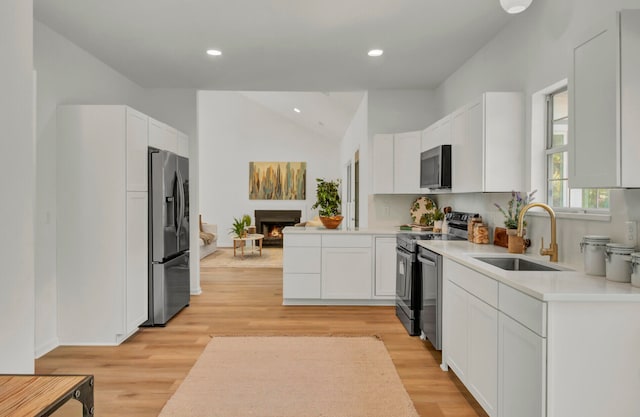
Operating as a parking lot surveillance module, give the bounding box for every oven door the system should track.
[396,245,421,334]
[395,247,413,307]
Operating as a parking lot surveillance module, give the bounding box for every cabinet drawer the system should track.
[284,234,321,247]
[322,234,371,248]
[283,247,321,273]
[499,283,547,337]
[283,274,321,299]
[445,259,498,308]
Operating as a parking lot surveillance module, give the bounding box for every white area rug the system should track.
[158,336,420,417]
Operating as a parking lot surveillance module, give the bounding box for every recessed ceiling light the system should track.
[368,49,384,57]
[206,49,222,56]
[293,108,301,113]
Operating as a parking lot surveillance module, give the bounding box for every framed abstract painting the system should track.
[249,162,306,200]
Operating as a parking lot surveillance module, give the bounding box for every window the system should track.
[546,88,609,210]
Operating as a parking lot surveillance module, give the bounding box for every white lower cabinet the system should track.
[374,237,396,297]
[468,295,498,416]
[498,313,546,417]
[444,281,468,379]
[125,192,149,337]
[444,277,497,416]
[322,247,372,299]
[283,234,321,299]
[283,232,394,304]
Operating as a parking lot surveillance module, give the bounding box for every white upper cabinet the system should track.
[451,92,524,193]
[570,10,640,188]
[177,131,189,158]
[126,108,149,191]
[149,117,178,153]
[372,134,394,194]
[393,131,421,193]
[372,131,421,194]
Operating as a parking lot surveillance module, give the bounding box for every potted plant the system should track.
[311,178,343,229]
[495,190,536,253]
[432,207,445,232]
[230,214,251,240]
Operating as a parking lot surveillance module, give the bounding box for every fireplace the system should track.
[255,210,301,247]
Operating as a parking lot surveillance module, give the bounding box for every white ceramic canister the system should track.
[605,243,635,283]
[579,235,610,276]
[631,253,640,288]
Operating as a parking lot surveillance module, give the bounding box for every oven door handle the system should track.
[417,255,436,267]
[396,247,413,259]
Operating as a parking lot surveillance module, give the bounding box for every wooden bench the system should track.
[0,375,94,416]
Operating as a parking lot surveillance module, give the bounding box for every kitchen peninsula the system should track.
[282,226,398,305]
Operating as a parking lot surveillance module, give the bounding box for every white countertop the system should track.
[282,226,400,236]
[418,240,640,302]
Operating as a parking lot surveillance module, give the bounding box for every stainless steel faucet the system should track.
[517,202,558,262]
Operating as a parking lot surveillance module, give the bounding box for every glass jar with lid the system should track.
[579,235,610,276]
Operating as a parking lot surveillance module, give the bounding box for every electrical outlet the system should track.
[625,221,637,246]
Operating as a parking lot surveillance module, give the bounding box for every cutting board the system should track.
[493,227,508,248]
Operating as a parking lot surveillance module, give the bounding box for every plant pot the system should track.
[507,228,526,254]
[319,215,344,229]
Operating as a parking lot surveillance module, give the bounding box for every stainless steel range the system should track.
[395,211,478,337]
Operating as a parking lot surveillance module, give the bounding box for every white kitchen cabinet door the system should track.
[374,237,396,297]
[569,15,618,188]
[393,131,421,193]
[283,274,321,299]
[149,117,178,153]
[421,125,435,152]
[468,295,498,417]
[125,191,148,335]
[443,280,468,380]
[372,134,394,194]
[283,247,321,274]
[177,131,189,158]
[570,10,640,188]
[322,247,372,299]
[498,313,546,417]
[451,100,483,193]
[126,108,149,192]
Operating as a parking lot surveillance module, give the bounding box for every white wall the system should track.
[0,0,35,373]
[340,94,368,228]
[198,91,341,247]
[34,21,200,355]
[432,0,640,269]
[366,89,439,228]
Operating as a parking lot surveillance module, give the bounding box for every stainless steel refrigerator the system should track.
[146,147,190,326]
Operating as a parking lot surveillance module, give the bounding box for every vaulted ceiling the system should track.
[34,0,510,91]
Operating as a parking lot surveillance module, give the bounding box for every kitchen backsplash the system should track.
[369,189,640,271]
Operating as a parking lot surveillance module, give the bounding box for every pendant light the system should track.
[500,0,532,14]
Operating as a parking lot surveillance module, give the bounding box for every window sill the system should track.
[526,210,611,222]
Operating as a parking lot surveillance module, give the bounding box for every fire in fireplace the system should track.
[254,210,301,247]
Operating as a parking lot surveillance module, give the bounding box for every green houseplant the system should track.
[311,178,343,229]
[230,214,251,239]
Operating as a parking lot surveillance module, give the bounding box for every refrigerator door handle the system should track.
[175,171,183,235]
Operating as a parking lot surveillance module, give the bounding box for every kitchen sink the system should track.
[472,256,570,272]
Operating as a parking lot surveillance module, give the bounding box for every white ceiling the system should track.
[34,0,511,91]
[239,91,365,141]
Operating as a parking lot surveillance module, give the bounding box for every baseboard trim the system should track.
[191,287,202,295]
[35,337,59,359]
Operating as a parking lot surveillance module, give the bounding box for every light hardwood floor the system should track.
[37,266,487,417]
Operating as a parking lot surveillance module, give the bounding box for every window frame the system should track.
[544,87,610,213]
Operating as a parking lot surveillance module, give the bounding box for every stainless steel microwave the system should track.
[420,145,452,189]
